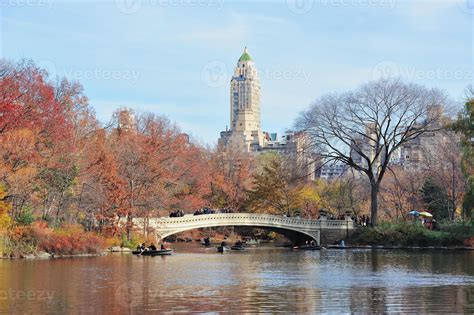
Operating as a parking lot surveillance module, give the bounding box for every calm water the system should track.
[1,245,474,314]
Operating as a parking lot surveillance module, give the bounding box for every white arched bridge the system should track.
[132,213,356,245]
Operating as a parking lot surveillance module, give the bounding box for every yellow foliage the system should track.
[297,184,321,204]
[0,213,13,231]
[0,185,12,231]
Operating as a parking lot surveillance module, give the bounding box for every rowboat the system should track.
[132,249,173,256]
[326,245,349,249]
[230,245,245,251]
[292,245,321,250]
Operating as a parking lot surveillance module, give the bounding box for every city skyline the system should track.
[2,0,472,144]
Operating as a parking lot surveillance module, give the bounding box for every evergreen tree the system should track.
[452,89,473,218]
[420,178,451,220]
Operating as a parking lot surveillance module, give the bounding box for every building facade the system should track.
[348,105,455,173]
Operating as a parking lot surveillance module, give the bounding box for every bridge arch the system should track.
[159,224,319,245]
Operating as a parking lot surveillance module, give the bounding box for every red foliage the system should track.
[37,227,105,255]
[0,60,73,140]
[464,237,474,248]
[9,222,105,256]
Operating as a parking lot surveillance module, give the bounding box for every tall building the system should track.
[218,47,265,152]
[217,48,318,180]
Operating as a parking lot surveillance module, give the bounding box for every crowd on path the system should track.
[169,207,235,217]
[169,210,185,217]
[353,215,371,227]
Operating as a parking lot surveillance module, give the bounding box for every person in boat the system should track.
[161,244,166,250]
[310,240,315,246]
[221,241,227,247]
[234,240,243,248]
[148,243,157,251]
[137,243,146,252]
[204,237,211,246]
[339,240,345,247]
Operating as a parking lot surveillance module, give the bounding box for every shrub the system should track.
[37,226,105,255]
[351,220,474,247]
[120,233,142,249]
[1,221,106,257]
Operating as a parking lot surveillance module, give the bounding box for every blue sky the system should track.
[1,0,473,145]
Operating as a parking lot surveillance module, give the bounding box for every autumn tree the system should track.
[296,78,448,225]
[207,150,253,211]
[0,59,88,224]
[247,153,300,215]
[79,128,127,234]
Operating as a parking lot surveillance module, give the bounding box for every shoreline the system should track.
[3,244,473,260]
[323,245,474,251]
[1,252,108,260]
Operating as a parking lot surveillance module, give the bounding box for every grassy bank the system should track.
[351,220,474,247]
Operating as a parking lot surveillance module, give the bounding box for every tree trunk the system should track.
[451,161,456,221]
[370,183,379,226]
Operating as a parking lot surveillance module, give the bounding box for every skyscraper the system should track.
[218,47,265,152]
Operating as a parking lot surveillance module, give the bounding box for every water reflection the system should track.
[1,247,473,313]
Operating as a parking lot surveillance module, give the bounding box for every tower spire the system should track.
[239,47,252,62]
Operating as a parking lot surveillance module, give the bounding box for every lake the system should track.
[1,244,474,313]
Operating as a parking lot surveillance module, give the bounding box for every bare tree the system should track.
[296,78,448,225]
[421,130,464,220]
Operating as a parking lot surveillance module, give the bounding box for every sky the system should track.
[1,0,473,145]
